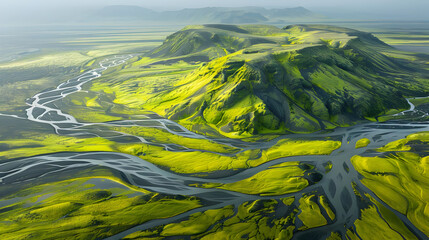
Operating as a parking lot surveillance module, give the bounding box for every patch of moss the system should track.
[326,232,342,240]
[319,195,335,221]
[119,138,341,174]
[355,138,370,149]
[352,132,429,236]
[281,196,296,206]
[161,206,235,236]
[0,177,202,240]
[368,195,418,240]
[125,199,297,240]
[191,162,310,196]
[0,130,340,175]
[354,206,405,240]
[0,133,115,160]
[297,194,328,229]
[111,126,238,154]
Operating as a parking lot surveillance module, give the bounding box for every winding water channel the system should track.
[0,56,428,239]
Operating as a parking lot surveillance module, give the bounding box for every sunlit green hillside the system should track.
[88,24,429,138]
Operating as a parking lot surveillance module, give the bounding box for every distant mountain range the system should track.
[93,6,321,24]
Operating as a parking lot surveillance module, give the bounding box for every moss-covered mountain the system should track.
[134,24,429,137]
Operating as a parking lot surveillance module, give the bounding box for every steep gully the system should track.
[0,56,427,240]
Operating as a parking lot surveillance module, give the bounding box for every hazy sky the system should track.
[1,0,429,20]
[2,0,428,9]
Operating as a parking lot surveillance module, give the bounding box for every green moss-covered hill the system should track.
[139,24,429,137]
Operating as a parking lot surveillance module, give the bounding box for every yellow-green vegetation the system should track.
[0,52,92,69]
[0,177,202,240]
[355,138,371,149]
[346,229,360,240]
[111,126,237,153]
[297,194,328,229]
[85,24,429,138]
[63,26,174,58]
[124,206,235,239]
[351,132,429,236]
[281,196,296,206]
[320,195,336,221]
[199,200,296,240]
[409,97,429,106]
[90,60,200,110]
[0,53,96,113]
[325,161,333,173]
[0,24,174,114]
[367,195,419,240]
[191,162,310,196]
[0,133,115,160]
[327,232,342,240]
[375,32,429,53]
[119,138,341,173]
[0,77,53,112]
[124,199,297,240]
[264,138,341,160]
[69,109,123,122]
[377,131,429,152]
[61,90,153,123]
[161,206,235,236]
[353,206,407,240]
[0,130,340,174]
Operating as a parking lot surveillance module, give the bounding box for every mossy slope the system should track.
[134,24,429,137]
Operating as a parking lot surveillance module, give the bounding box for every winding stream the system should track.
[0,55,428,240]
